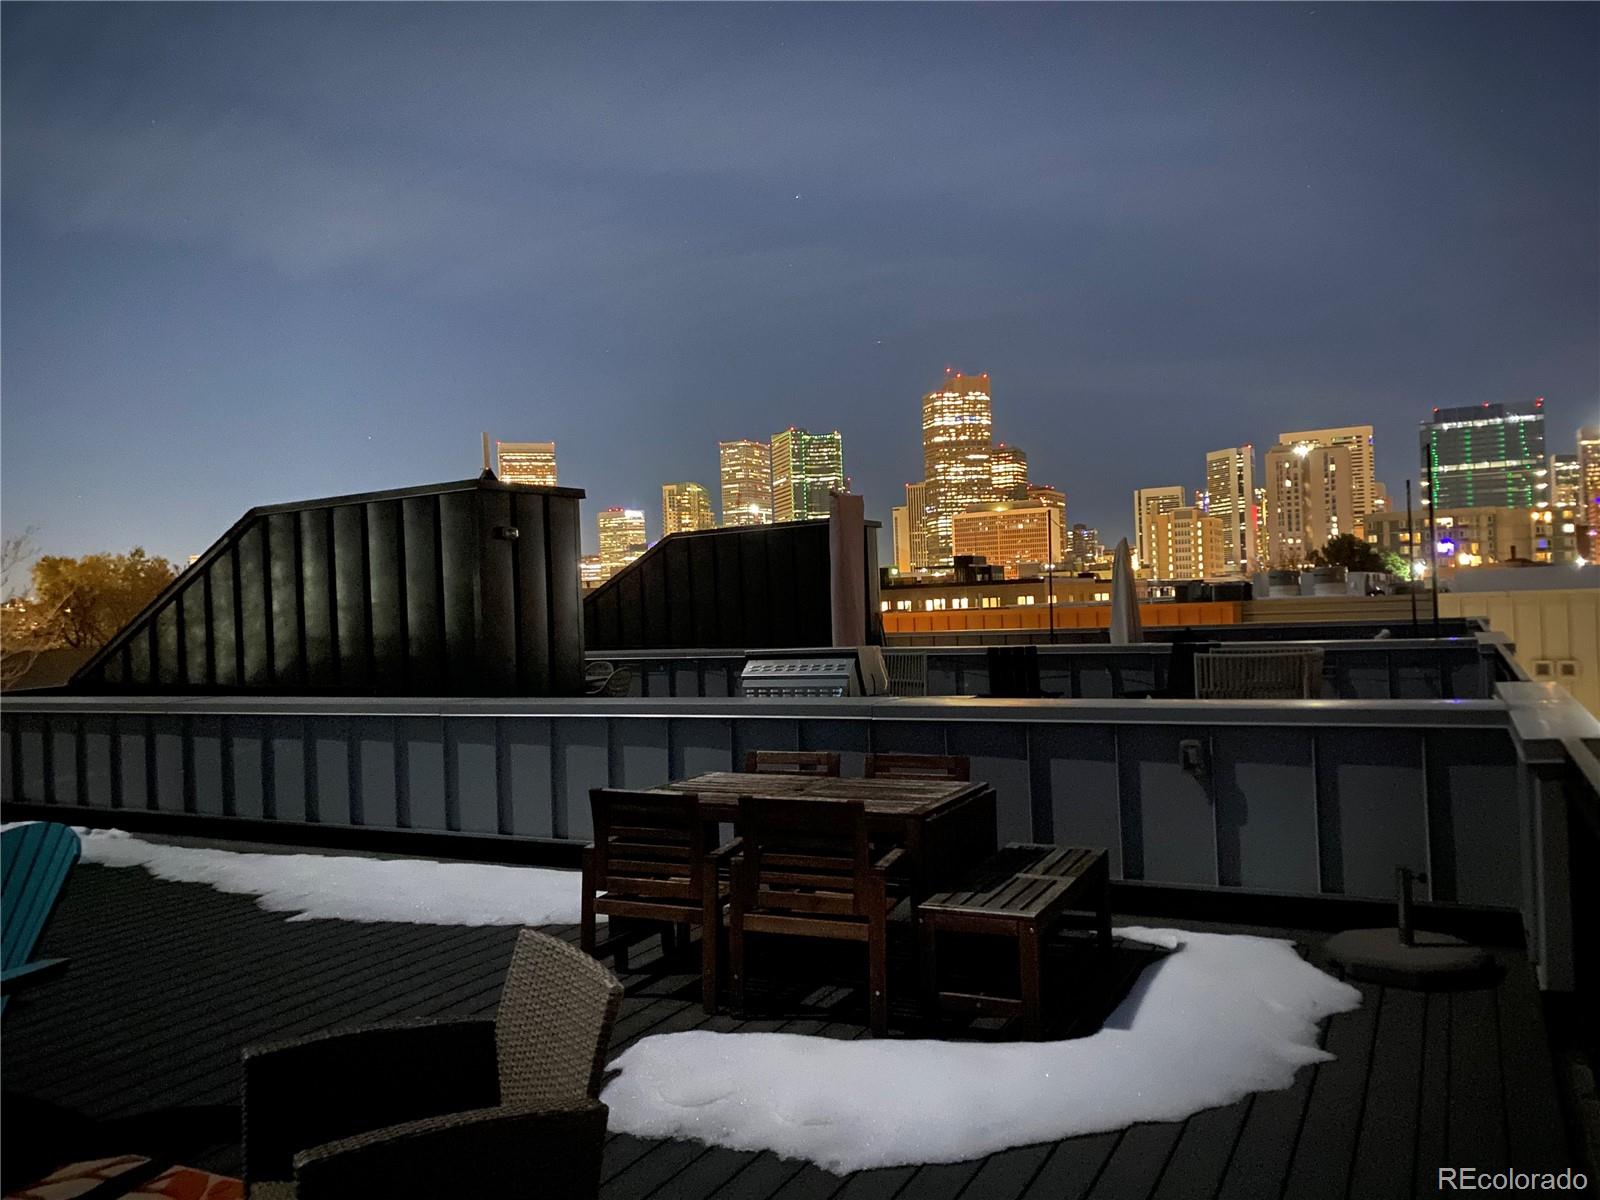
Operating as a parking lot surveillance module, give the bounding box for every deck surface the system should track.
[0,854,1574,1200]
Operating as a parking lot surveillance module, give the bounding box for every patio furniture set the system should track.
[581,750,1112,1039]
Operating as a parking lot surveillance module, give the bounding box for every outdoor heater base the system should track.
[1324,927,1496,990]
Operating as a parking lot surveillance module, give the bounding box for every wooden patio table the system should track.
[655,772,997,896]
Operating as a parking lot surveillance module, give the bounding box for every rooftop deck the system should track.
[1,847,1577,1200]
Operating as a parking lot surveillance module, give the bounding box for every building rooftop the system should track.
[1,846,1576,1199]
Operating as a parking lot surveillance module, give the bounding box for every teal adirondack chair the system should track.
[2,822,81,1010]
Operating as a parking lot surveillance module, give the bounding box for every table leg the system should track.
[1019,920,1043,1041]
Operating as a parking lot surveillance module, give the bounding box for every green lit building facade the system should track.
[1420,400,1547,510]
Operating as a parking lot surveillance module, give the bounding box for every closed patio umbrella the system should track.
[1109,537,1143,645]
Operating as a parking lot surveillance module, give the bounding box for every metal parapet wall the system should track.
[71,478,587,696]
[584,518,882,651]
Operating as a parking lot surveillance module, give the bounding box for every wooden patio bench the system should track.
[916,844,1110,1040]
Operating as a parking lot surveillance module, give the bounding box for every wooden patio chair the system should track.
[242,929,621,1199]
[863,753,971,782]
[581,788,737,1011]
[728,796,903,1036]
[742,750,841,776]
[2,822,81,1012]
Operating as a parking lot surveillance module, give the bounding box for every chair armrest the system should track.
[705,837,743,863]
[873,847,907,875]
[242,1018,498,1183]
[292,1101,608,1200]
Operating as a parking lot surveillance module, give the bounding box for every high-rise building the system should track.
[1368,506,1569,569]
[661,482,714,536]
[951,499,1066,578]
[1066,524,1103,571]
[891,506,912,574]
[496,441,557,486]
[1277,425,1374,529]
[597,508,647,578]
[1549,454,1580,508]
[1204,446,1257,577]
[906,481,936,569]
[1131,486,1186,571]
[717,440,772,527]
[770,428,844,522]
[990,444,1029,500]
[1420,401,1546,510]
[921,372,994,562]
[1150,507,1225,581]
[1578,428,1600,534]
[1263,440,1354,566]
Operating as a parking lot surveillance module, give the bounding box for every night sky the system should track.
[3,3,1596,564]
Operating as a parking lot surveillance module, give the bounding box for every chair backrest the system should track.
[735,796,872,918]
[863,753,970,782]
[2,822,81,974]
[587,788,709,902]
[919,791,998,888]
[495,929,624,1107]
[742,750,841,777]
[986,646,1042,698]
[1195,647,1325,699]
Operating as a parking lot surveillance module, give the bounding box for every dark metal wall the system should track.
[585,520,847,651]
[71,479,586,696]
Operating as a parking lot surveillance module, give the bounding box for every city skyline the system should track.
[2,5,1595,566]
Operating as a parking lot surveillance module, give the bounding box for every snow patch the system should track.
[75,828,588,926]
[603,927,1360,1172]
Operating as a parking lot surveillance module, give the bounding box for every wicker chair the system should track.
[241,929,622,1199]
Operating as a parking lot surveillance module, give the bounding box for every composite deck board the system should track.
[1279,980,1382,1200]
[1348,987,1427,1199]
[1447,986,1509,1170]
[0,858,1575,1200]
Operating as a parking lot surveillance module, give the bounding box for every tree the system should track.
[1311,533,1389,574]
[4,547,177,651]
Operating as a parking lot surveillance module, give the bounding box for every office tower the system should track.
[951,499,1066,578]
[1419,401,1547,510]
[1579,428,1600,533]
[1132,486,1186,571]
[1277,425,1375,528]
[1027,484,1066,511]
[906,480,935,569]
[1263,440,1354,566]
[496,441,557,486]
[718,440,772,526]
[597,508,647,578]
[579,554,607,589]
[1549,454,1580,508]
[1067,523,1102,570]
[921,372,994,562]
[1367,507,1564,569]
[1150,507,1225,581]
[662,482,714,536]
[891,506,912,574]
[770,428,845,522]
[1204,446,1257,577]
[990,444,1029,500]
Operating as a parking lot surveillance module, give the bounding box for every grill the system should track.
[740,648,888,698]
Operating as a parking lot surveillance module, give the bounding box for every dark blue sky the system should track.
[4,3,1596,562]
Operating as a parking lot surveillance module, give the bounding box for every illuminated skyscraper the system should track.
[597,507,647,578]
[1549,454,1580,508]
[990,444,1029,500]
[496,441,557,486]
[1577,427,1600,534]
[1277,425,1375,528]
[906,480,934,569]
[1150,507,1225,581]
[921,372,993,562]
[718,440,772,526]
[1131,486,1186,571]
[891,506,911,573]
[1263,440,1354,566]
[1420,402,1546,510]
[770,428,844,522]
[661,482,715,536]
[952,499,1065,577]
[1204,446,1257,577]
